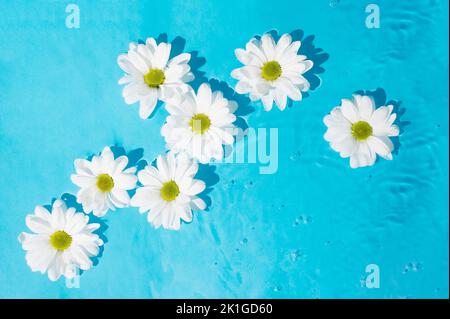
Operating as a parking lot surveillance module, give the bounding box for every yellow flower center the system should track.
[160,180,180,202]
[50,230,72,251]
[144,68,165,88]
[96,174,114,192]
[351,121,373,141]
[189,113,211,134]
[261,60,282,81]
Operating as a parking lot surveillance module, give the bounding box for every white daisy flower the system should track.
[117,37,194,119]
[18,199,104,281]
[161,83,237,163]
[323,94,400,168]
[231,33,313,111]
[71,146,138,216]
[131,152,207,231]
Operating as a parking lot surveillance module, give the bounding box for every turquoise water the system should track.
[0,0,448,298]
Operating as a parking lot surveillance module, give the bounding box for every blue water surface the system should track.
[0,0,448,298]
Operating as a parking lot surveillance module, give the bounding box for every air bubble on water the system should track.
[289,151,301,161]
[410,262,423,271]
[293,215,313,226]
[359,277,366,287]
[223,179,236,189]
[290,249,301,262]
[244,181,254,189]
[329,0,340,8]
[403,262,423,274]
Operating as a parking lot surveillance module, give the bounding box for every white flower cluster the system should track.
[19,32,400,281]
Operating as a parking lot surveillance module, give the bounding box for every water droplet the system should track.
[359,277,366,287]
[224,179,236,189]
[273,286,282,292]
[412,262,422,271]
[240,238,248,245]
[289,151,301,161]
[294,215,313,225]
[329,0,340,8]
[293,216,302,226]
[290,249,301,262]
[403,262,422,273]
[244,181,254,189]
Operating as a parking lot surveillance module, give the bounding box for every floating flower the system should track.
[71,146,137,216]
[117,37,194,119]
[18,199,104,281]
[231,33,313,111]
[161,83,237,163]
[323,94,400,168]
[131,152,206,230]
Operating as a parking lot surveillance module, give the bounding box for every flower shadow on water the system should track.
[354,88,410,155]
[195,164,220,211]
[257,29,330,105]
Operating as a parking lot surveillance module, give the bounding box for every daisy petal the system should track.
[139,92,158,119]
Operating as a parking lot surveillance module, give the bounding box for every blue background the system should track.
[0,0,448,298]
